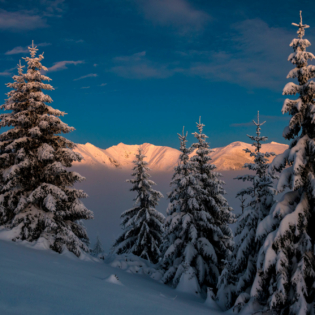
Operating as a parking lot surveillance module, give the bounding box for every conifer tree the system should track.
[239,196,246,215]
[90,235,105,259]
[0,42,93,257]
[251,12,315,314]
[217,112,276,310]
[161,128,204,290]
[112,149,164,264]
[165,118,234,293]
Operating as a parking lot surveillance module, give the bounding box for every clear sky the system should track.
[0,0,314,149]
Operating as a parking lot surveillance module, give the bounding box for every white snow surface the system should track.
[73,141,288,171]
[0,166,277,315]
[0,239,225,315]
[176,266,201,296]
[105,274,124,286]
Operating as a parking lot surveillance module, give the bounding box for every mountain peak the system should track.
[84,142,96,147]
[270,141,287,145]
[73,141,289,171]
[228,141,245,147]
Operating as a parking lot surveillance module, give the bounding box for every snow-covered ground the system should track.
[0,166,277,315]
[0,239,222,315]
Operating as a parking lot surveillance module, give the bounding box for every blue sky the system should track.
[0,0,314,149]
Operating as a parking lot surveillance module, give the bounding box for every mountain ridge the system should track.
[73,141,289,171]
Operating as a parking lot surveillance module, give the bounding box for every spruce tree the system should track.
[112,149,164,264]
[167,118,234,293]
[161,128,204,291]
[0,42,93,257]
[90,235,105,259]
[217,112,277,310]
[239,196,246,215]
[251,12,315,314]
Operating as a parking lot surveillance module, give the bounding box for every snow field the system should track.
[0,239,222,315]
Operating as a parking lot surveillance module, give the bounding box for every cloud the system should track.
[5,42,51,55]
[99,83,107,86]
[114,51,146,62]
[111,64,174,79]
[135,0,210,34]
[73,73,98,81]
[0,1,67,31]
[230,121,255,127]
[108,18,308,89]
[111,51,180,79]
[231,115,290,127]
[80,86,90,89]
[41,0,66,15]
[109,19,299,88]
[47,60,84,72]
[5,46,28,55]
[260,115,290,122]
[0,70,12,76]
[0,9,47,30]
[185,19,297,90]
[65,39,84,43]
[0,66,23,77]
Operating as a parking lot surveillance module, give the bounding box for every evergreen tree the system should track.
[90,235,105,259]
[217,112,277,310]
[191,119,235,290]
[0,42,93,257]
[161,128,204,291]
[164,118,234,293]
[251,12,315,314]
[112,149,164,264]
[239,195,246,215]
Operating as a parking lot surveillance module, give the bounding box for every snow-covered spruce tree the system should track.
[217,112,277,311]
[251,12,315,314]
[160,127,205,292]
[0,42,93,257]
[90,235,105,259]
[166,118,234,293]
[112,149,164,264]
[239,195,246,215]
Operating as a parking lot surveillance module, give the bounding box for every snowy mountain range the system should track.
[73,141,288,171]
